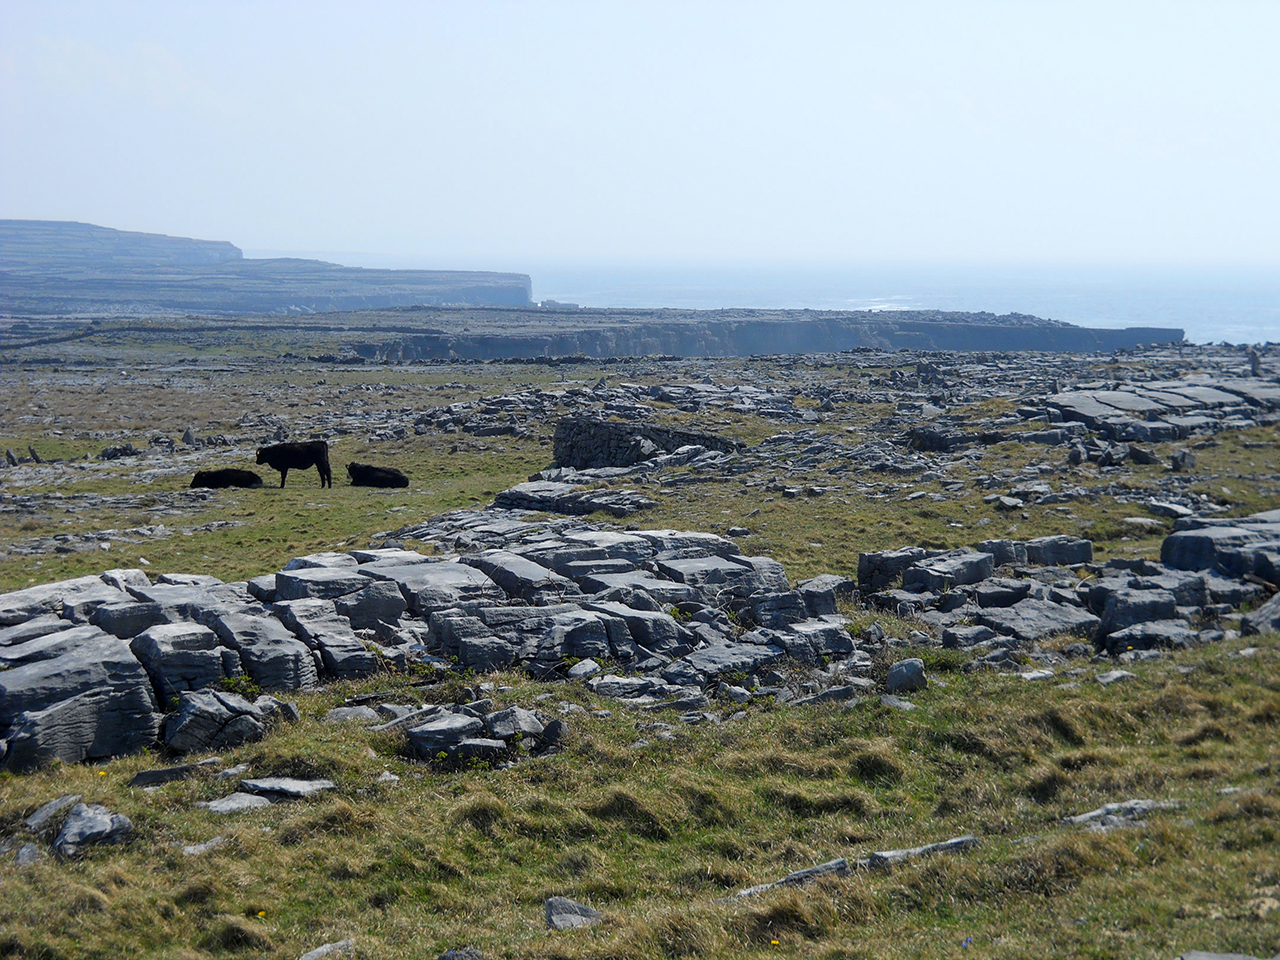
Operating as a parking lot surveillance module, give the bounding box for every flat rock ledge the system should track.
[2,499,1279,772]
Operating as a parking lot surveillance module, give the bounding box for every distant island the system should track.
[0,220,533,315]
[0,220,1184,354]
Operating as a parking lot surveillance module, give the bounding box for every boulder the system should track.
[271,599,378,680]
[1097,588,1178,638]
[130,622,238,700]
[975,599,1100,643]
[885,658,926,694]
[53,803,132,857]
[407,713,486,760]
[90,601,167,639]
[545,896,603,931]
[903,551,994,592]
[0,631,161,771]
[858,547,934,591]
[485,706,545,740]
[359,561,505,613]
[1241,591,1280,636]
[164,690,273,753]
[334,580,407,629]
[460,550,582,604]
[1106,620,1196,654]
[212,613,320,690]
[1024,536,1093,566]
[274,566,370,601]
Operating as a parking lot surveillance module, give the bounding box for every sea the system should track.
[529,263,1280,346]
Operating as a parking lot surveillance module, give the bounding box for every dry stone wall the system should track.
[552,416,742,469]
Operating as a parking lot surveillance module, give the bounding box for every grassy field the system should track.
[0,638,1276,959]
[1,350,1279,958]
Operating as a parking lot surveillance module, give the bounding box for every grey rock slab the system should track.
[941,624,997,648]
[653,555,765,600]
[779,617,854,664]
[1106,619,1196,654]
[664,642,785,684]
[164,690,270,753]
[903,550,994,592]
[858,546,936,590]
[181,836,227,856]
[275,566,370,601]
[579,571,699,605]
[53,803,132,857]
[130,622,230,698]
[736,858,852,897]
[886,658,927,694]
[1241,591,1280,636]
[14,843,43,866]
[240,777,336,800]
[1098,587,1177,638]
[283,552,359,571]
[125,581,255,626]
[91,601,167,639]
[864,834,979,869]
[407,713,486,760]
[1064,798,1182,825]
[976,539,1029,567]
[324,706,380,723]
[460,550,581,603]
[545,895,604,930]
[561,530,656,562]
[0,623,115,668]
[298,940,356,960]
[359,560,505,613]
[0,632,161,771]
[879,695,917,711]
[198,792,272,814]
[333,580,407,629]
[348,547,434,565]
[1024,535,1093,566]
[0,614,74,648]
[212,613,319,690]
[24,793,81,833]
[975,599,1100,643]
[0,574,123,626]
[485,706,545,740]
[634,529,743,559]
[1096,669,1137,686]
[272,599,378,680]
[974,578,1034,609]
[567,657,601,678]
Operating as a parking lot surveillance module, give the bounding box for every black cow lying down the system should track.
[347,461,409,488]
[191,468,264,489]
[256,440,332,488]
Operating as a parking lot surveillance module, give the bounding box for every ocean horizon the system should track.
[246,250,1280,346]
[530,263,1280,347]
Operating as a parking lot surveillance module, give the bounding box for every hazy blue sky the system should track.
[2,1,1279,272]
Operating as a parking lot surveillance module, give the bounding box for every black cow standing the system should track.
[256,440,332,488]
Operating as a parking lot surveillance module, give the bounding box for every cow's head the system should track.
[255,448,266,463]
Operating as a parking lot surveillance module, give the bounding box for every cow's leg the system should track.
[279,468,288,488]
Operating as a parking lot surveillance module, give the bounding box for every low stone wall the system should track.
[552,416,741,469]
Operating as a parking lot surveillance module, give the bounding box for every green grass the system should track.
[0,639,1277,959]
[3,350,1280,957]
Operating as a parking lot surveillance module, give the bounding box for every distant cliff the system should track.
[0,220,532,315]
[350,306,1184,359]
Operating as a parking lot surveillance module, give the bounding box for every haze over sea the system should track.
[258,248,1280,346]
[530,264,1280,346]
